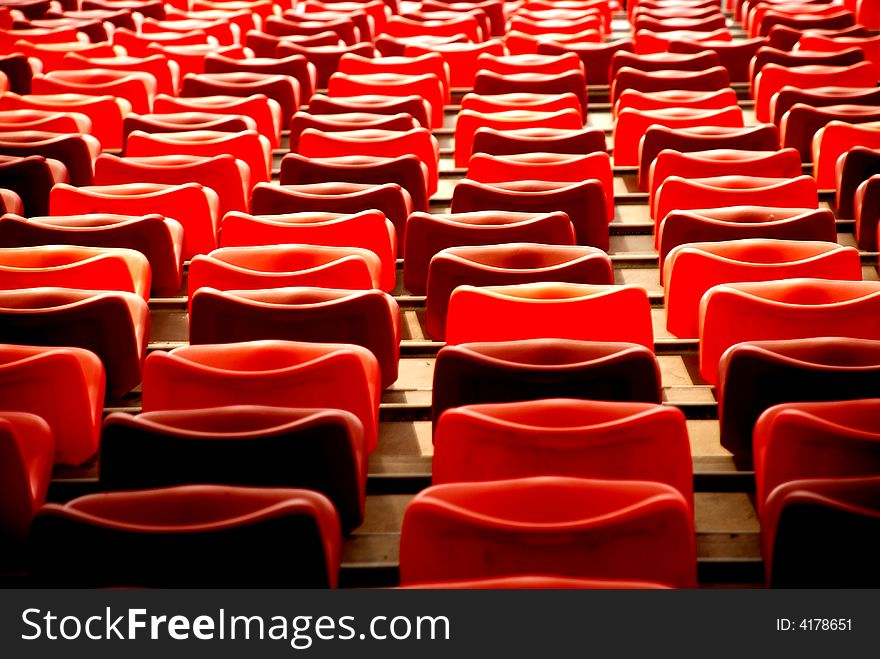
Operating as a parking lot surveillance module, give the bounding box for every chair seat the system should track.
[327,71,445,128]
[307,93,431,129]
[536,38,633,85]
[445,282,653,348]
[404,40,506,88]
[152,92,281,147]
[181,71,301,123]
[0,109,92,135]
[615,88,738,116]
[0,411,53,540]
[473,69,588,117]
[205,52,317,100]
[338,52,451,100]
[61,52,179,96]
[33,69,157,114]
[426,243,613,339]
[289,111,418,152]
[190,287,401,388]
[0,154,68,216]
[471,126,606,158]
[668,36,767,83]
[814,120,880,188]
[274,42,377,89]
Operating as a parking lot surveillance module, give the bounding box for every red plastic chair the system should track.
[432,338,662,428]
[0,412,53,540]
[282,7,375,42]
[147,43,251,79]
[797,33,880,75]
[245,29,342,59]
[420,0,503,35]
[297,127,439,197]
[275,42,376,90]
[0,92,129,149]
[473,70,588,118]
[403,211,575,295]
[609,50,721,82]
[265,15,359,46]
[190,288,401,388]
[32,69,157,115]
[8,40,117,72]
[451,179,608,250]
[221,209,395,288]
[426,244,612,339]
[305,0,388,33]
[250,182,411,249]
[123,111,259,141]
[648,148,802,201]
[718,337,880,466]
[0,131,99,187]
[854,175,880,250]
[634,28,732,54]
[0,344,103,466]
[658,207,838,277]
[750,46,866,87]
[814,121,880,189]
[668,37,767,83]
[191,0,275,20]
[153,93,281,148]
[0,154,65,216]
[635,14,726,33]
[180,72,301,123]
[461,91,582,117]
[754,62,877,123]
[434,398,691,508]
[280,152,428,219]
[653,175,819,231]
[289,111,417,151]
[445,282,653,348]
[762,476,880,587]
[338,52,450,100]
[510,14,605,38]
[0,53,34,95]
[768,22,870,51]
[471,126,606,158]
[614,106,744,166]
[307,93,430,129]
[770,86,880,127]
[0,109,92,136]
[382,13,482,41]
[50,182,219,261]
[505,29,603,57]
[700,279,880,386]
[399,476,696,587]
[205,52,317,101]
[142,16,237,46]
[664,240,862,338]
[835,146,880,219]
[31,485,342,587]
[465,152,613,223]
[125,129,271,184]
[327,72,444,128]
[101,406,365,532]
[113,26,211,58]
[188,245,382,304]
[615,88,738,117]
[781,105,880,161]
[94,153,250,217]
[84,0,167,20]
[536,38,633,85]
[404,40,505,89]
[143,340,381,451]
[476,51,584,76]
[0,288,147,397]
[454,109,583,168]
[638,123,781,190]
[0,244,151,300]
[755,399,880,517]
[755,9,856,38]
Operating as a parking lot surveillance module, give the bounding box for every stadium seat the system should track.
[668,37,767,82]
[399,477,696,587]
[700,279,880,387]
[404,40,506,89]
[0,412,53,540]
[0,132,98,187]
[638,124,780,190]
[433,399,692,508]
[536,38,633,85]
[634,28,732,55]
[94,153,250,216]
[472,70,588,118]
[122,112,257,148]
[50,182,219,261]
[0,288,146,397]
[615,106,744,166]
[32,69,157,115]
[205,52,317,101]
[770,86,880,127]
[0,213,183,296]
[445,282,653,348]
[152,93,281,147]
[853,175,880,250]
[664,240,862,338]
[0,245,151,300]
[142,340,381,451]
[0,109,92,136]
[189,288,400,388]
[750,46,866,86]
[181,72,301,122]
[470,126,607,158]
[609,50,721,82]
[0,53,34,94]
[426,244,613,339]
[781,105,880,161]
[220,209,396,289]
[658,207,838,276]
[250,183,412,250]
[465,152,614,222]
[30,485,343,587]
[113,26,210,59]
[306,93,431,129]
[337,52,450,100]
[0,154,67,216]
[462,92,582,116]
[762,477,880,587]
[403,211,576,295]
[451,180,609,250]
[61,52,179,96]
[0,93,127,149]
[101,406,366,531]
[813,121,880,188]
[289,112,418,152]
[327,72,444,129]
[615,88,738,116]
[475,52,585,77]
[0,344,103,466]
[835,146,880,219]
[274,42,377,90]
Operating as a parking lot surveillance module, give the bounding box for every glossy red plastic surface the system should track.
[473,69,588,117]
[142,340,381,451]
[426,243,612,340]
[404,40,506,88]
[470,126,606,158]
[61,53,178,96]
[0,412,53,540]
[615,88,738,117]
[181,72,300,122]
[667,37,767,82]
[190,287,401,388]
[50,182,219,261]
[205,52,317,100]
[700,279,880,386]
[307,93,431,129]
[0,131,98,187]
[275,42,376,90]
[399,477,696,587]
[0,154,67,216]
[0,109,92,136]
[664,240,861,338]
[152,93,281,147]
[33,69,157,114]
[327,71,444,128]
[814,120,880,189]
[445,282,653,349]
[31,485,342,587]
